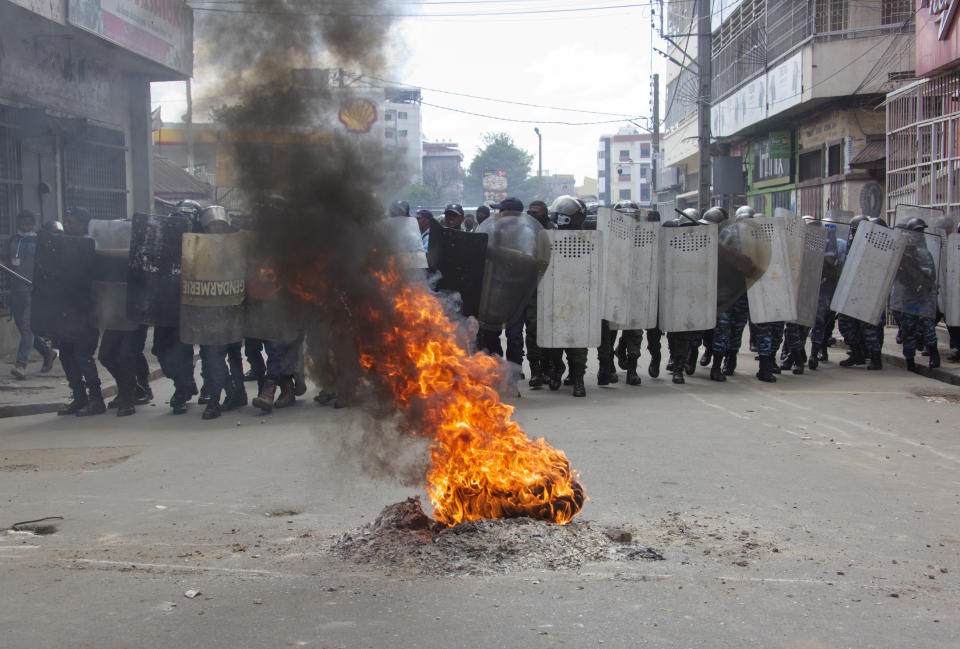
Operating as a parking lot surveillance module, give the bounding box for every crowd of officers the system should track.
[6,203,309,421]
[391,196,959,399]
[8,196,957,417]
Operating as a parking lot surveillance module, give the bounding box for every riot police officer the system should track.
[838,216,887,370]
[893,217,940,372]
[661,212,705,385]
[544,196,590,397]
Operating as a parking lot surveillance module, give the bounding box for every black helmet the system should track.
[699,206,728,225]
[443,203,464,218]
[389,199,410,217]
[734,205,755,220]
[645,209,661,223]
[661,217,682,228]
[868,216,888,228]
[176,199,202,217]
[903,217,928,232]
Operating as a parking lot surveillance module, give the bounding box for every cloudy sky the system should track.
[152,1,667,185]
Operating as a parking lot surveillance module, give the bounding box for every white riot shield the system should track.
[928,213,959,312]
[383,217,427,269]
[945,233,960,326]
[895,205,945,313]
[537,230,603,348]
[657,224,718,332]
[830,221,906,325]
[792,223,828,327]
[889,230,941,320]
[775,208,804,295]
[180,232,247,345]
[619,221,660,329]
[746,218,797,323]
[597,208,632,324]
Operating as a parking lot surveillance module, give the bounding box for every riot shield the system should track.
[243,253,304,342]
[945,233,960,326]
[658,224,718,332]
[926,213,958,313]
[745,218,797,323]
[433,228,489,318]
[793,223,829,327]
[889,229,940,320]
[537,230,603,348]
[831,221,906,325]
[615,221,660,330]
[89,219,138,331]
[127,213,192,327]
[716,220,772,313]
[597,207,633,325]
[775,208,805,295]
[477,214,549,330]
[30,231,96,341]
[894,204,944,229]
[383,217,428,269]
[180,232,247,345]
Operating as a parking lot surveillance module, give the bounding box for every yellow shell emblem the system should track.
[338,98,378,134]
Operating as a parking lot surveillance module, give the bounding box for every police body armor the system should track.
[30,230,96,341]
[89,219,138,331]
[179,231,248,345]
[433,227,489,318]
[477,214,549,330]
[127,212,192,327]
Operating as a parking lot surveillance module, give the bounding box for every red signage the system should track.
[917,0,960,76]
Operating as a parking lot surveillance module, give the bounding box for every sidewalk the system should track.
[876,324,960,386]
[0,348,167,418]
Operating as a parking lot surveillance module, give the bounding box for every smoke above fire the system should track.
[199,1,584,525]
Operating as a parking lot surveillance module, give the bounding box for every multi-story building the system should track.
[422,142,463,205]
[541,173,577,204]
[885,4,960,222]
[0,0,192,348]
[597,129,653,206]
[661,0,915,219]
[382,86,424,184]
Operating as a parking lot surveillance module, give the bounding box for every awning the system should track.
[849,140,885,169]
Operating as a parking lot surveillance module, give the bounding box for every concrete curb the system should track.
[0,365,169,419]
[880,350,960,386]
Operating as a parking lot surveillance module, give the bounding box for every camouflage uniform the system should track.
[899,314,937,359]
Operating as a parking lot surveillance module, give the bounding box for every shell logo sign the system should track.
[338,98,378,134]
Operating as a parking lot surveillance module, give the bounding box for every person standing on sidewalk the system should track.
[5,210,58,380]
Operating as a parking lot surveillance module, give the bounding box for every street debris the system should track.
[330,497,664,575]
[1,516,63,535]
[184,589,201,599]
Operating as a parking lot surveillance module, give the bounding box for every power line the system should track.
[420,101,643,125]
[189,2,653,17]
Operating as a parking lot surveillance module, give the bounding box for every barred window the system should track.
[882,0,911,25]
[62,125,127,220]
[815,0,848,34]
[0,125,23,316]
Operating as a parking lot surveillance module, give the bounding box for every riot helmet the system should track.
[734,205,756,220]
[476,205,491,224]
[389,199,411,217]
[801,214,816,224]
[549,195,587,229]
[660,217,682,228]
[868,216,888,228]
[849,214,868,235]
[699,207,728,225]
[645,209,661,223]
[903,217,928,232]
[200,205,231,230]
[675,207,700,224]
[613,200,640,216]
[176,199,203,218]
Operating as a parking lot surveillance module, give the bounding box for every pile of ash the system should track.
[330,497,663,575]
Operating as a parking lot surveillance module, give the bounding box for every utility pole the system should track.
[186,78,194,177]
[697,0,712,212]
[651,73,659,209]
[534,127,542,200]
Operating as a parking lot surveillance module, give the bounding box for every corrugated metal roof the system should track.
[849,140,885,167]
[153,156,212,199]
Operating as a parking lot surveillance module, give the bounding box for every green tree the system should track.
[397,182,439,208]
[464,133,534,206]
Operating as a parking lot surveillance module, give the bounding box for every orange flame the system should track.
[294,262,585,527]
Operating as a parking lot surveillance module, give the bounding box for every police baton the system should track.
[674,208,700,225]
[0,262,32,286]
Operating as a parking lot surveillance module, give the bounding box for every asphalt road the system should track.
[2,352,959,649]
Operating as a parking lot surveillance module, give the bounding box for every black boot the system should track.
[197,383,210,405]
[684,346,698,376]
[76,385,107,416]
[722,351,737,376]
[665,359,675,373]
[906,357,917,372]
[780,352,794,371]
[929,345,941,369]
[710,352,726,382]
[548,360,564,391]
[947,349,960,362]
[202,399,221,420]
[115,383,136,417]
[597,360,619,385]
[625,355,641,385]
[792,349,806,375]
[571,374,586,397]
[134,382,153,405]
[808,344,820,370]
[867,349,882,370]
[818,345,829,361]
[699,349,711,367]
[839,348,865,367]
[671,358,685,384]
[58,384,88,416]
[221,385,248,411]
[170,390,188,415]
[615,338,627,370]
[756,356,776,383]
[648,351,661,378]
[528,360,546,388]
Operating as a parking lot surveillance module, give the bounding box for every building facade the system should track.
[661,0,914,219]
[597,129,653,206]
[0,0,192,340]
[422,142,463,205]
